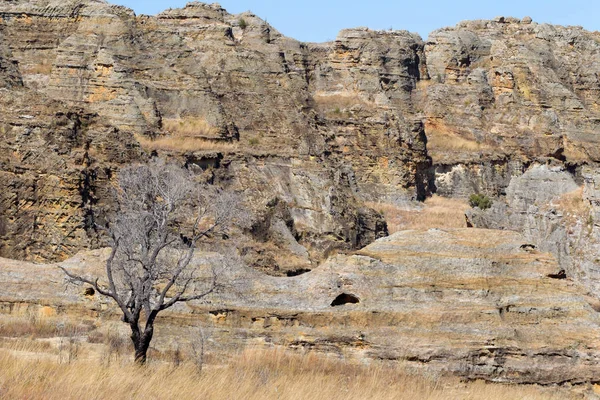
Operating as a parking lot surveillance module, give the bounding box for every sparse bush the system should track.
[249,138,259,146]
[469,193,492,210]
[239,18,248,30]
[58,326,82,364]
[0,315,89,339]
[86,330,104,344]
[87,329,128,363]
[190,326,209,373]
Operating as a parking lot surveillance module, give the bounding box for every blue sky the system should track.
[116,0,600,42]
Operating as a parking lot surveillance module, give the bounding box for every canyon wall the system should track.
[2,2,599,268]
[3,0,600,384]
[2,3,600,271]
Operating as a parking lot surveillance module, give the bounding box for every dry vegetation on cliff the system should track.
[552,187,593,226]
[0,344,576,400]
[135,117,238,153]
[426,132,492,154]
[367,195,469,233]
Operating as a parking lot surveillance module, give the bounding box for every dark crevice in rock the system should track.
[498,305,512,318]
[548,147,567,162]
[209,309,233,316]
[331,293,360,307]
[185,153,223,172]
[286,268,311,277]
[547,270,567,280]
[519,243,536,251]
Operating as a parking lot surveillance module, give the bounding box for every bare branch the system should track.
[58,266,113,298]
[155,246,195,310]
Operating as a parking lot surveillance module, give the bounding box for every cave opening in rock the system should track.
[330,293,360,307]
[286,268,311,277]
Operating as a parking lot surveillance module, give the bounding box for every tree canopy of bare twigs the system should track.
[61,160,247,363]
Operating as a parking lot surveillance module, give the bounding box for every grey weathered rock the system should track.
[3,3,600,384]
[424,19,600,164]
[0,27,22,88]
[3,228,600,384]
[467,164,600,300]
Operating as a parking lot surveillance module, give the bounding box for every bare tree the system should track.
[61,160,245,364]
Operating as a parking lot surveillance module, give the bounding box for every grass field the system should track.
[0,338,580,400]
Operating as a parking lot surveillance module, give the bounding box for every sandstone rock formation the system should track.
[2,0,423,269]
[468,164,600,300]
[2,228,600,384]
[2,2,600,271]
[3,0,600,385]
[425,18,600,162]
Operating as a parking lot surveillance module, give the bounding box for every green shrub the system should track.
[249,138,259,146]
[469,193,492,210]
[239,18,248,30]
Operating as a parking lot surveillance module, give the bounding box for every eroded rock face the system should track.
[422,18,600,203]
[3,2,600,269]
[1,0,428,266]
[0,26,22,88]
[0,88,144,260]
[468,164,600,298]
[2,228,600,384]
[2,3,600,383]
[424,19,600,165]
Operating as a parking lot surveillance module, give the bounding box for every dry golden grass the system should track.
[26,62,53,75]
[367,195,469,233]
[136,117,238,153]
[313,92,370,111]
[135,134,239,153]
[554,187,589,215]
[162,117,218,137]
[427,133,490,152]
[551,186,594,228]
[0,315,93,339]
[0,345,575,400]
[425,120,491,153]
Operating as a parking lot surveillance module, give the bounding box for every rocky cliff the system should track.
[0,0,429,269]
[3,228,600,384]
[3,0,600,384]
[2,2,600,272]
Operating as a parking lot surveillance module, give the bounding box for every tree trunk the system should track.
[130,323,154,365]
[134,341,150,364]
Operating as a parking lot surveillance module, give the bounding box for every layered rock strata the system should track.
[2,2,600,384]
[2,2,600,272]
[2,228,600,384]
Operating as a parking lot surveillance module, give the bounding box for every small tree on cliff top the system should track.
[61,161,245,364]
